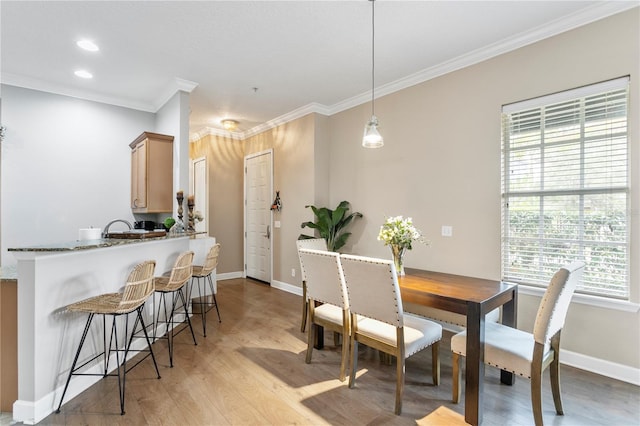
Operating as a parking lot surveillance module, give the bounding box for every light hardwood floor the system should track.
[25,278,640,425]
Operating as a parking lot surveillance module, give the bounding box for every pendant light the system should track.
[362,0,383,148]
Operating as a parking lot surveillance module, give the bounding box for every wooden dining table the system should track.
[399,268,518,426]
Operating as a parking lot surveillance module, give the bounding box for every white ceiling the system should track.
[1,1,636,138]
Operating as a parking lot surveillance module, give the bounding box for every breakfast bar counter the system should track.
[8,233,215,424]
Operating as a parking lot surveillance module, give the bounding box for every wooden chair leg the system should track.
[452,352,461,403]
[395,354,405,415]
[531,342,546,426]
[530,357,545,426]
[550,337,564,415]
[338,333,348,382]
[531,372,544,426]
[550,355,564,414]
[431,341,440,385]
[305,305,315,364]
[379,351,392,365]
[333,331,340,347]
[300,281,308,332]
[348,337,358,388]
[549,360,564,416]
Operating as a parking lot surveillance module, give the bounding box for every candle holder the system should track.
[176,191,184,223]
[187,195,195,232]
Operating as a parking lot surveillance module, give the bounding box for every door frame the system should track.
[243,149,273,283]
[189,156,208,233]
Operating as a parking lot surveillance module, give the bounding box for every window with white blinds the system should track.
[501,77,629,299]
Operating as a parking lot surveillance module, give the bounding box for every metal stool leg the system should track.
[178,288,198,346]
[56,313,95,413]
[197,276,207,337]
[113,314,125,415]
[207,274,221,323]
[132,307,161,379]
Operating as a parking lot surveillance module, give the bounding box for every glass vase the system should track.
[391,244,406,276]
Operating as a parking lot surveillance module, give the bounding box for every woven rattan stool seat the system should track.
[67,293,126,314]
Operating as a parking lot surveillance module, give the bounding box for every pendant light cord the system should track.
[371,0,376,117]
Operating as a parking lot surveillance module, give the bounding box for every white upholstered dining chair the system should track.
[298,248,351,381]
[340,254,442,415]
[451,261,585,426]
[296,238,328,332]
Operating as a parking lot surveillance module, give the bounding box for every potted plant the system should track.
[299,201,362,252]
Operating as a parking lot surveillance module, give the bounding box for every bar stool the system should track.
[189,243,221,337]
[56,260,160,415]
[153,250,196,367]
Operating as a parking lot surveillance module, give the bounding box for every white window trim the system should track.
[515,283,640,313]
[503,76,629,113]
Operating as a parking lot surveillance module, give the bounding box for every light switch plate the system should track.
[274,221,281,228]
[442,225,453,237]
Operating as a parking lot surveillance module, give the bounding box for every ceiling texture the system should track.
[1,1,637,139]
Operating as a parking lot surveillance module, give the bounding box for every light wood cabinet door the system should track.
[131,140,147,209]
[130,132,174,213]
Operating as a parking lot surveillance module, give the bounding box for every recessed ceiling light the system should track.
[76,39,99,52]
[74,70,93,79]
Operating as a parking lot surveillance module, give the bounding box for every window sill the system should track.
[516,284,640,313]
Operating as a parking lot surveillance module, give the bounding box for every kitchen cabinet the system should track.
[130,131,174,213]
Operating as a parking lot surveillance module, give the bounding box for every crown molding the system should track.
[242,102,331,139]
[189,126,243,142]
[152,77,198,111]
[1,72,199,115]
[0,72,156,112]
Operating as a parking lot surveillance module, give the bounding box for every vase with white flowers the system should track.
[377,216,428,275]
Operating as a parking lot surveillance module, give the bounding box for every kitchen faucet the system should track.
[102,219,133,238]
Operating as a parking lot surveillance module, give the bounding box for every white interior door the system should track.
[190,157,207,233]
[245,150,272,283]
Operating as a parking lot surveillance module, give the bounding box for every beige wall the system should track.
[192,8,639,370]
[190,134,244,274]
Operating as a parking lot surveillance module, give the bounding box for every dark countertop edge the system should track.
[7,232,205,253]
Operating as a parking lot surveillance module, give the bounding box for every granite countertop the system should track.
[7,231,204,253]
[1,264,17,280]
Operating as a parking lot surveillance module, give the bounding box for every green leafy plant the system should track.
[299,201,363,252]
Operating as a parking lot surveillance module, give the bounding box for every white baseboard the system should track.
[217,271,243,281]
[271,279,302,296]
[561,349,640,386]
[273,280,640,387]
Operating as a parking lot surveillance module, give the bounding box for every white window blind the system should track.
[501,77,629,299]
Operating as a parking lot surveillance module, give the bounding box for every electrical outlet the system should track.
[291,268,296,277]
[442,225,453,237]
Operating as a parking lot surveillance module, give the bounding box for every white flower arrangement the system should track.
[377,216,428,250]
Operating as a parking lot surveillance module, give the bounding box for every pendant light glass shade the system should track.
[362,0,383,148]
[363,115,383,148]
